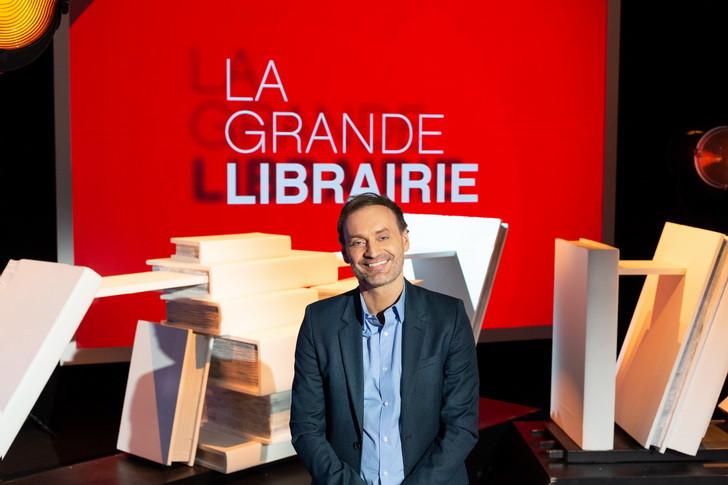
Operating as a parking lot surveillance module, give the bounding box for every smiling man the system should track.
[290,193,479,485]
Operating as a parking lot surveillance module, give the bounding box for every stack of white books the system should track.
[117,232,347,472]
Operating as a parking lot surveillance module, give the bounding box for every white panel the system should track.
[117,321,211,465]
[403,213,507,340]
[616,223,725,451]
[659,239,728,455]
[550,239,618,450]
[0,260,100,459]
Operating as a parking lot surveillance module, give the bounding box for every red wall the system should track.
[70,0,607,347]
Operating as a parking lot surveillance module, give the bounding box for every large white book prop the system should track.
[196,425,295,474]
[402,213,508,341]
[117,321,212,465]
[207,326,299,396]
[550,239,619,450]
[171,233,291,264]
[616,222,728,455]
[0,259,101,459]
[165,288,317,335]
[149,250,338,299]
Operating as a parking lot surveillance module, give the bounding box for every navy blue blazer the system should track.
[290,280,479,484]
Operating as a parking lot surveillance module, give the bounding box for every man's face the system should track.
[342,204,410,290]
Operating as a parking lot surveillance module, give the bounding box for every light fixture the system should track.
[0,0,68,72]
[694,126,728,190]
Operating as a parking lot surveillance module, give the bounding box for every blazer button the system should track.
[353,441,361,450]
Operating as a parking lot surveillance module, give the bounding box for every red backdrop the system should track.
[70,0,607,348]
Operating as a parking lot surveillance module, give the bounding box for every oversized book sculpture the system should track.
[0,222,508,474]
[550,223,728,456]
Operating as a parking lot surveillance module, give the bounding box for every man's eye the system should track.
[351,240,365,246]
[378,235,390,241]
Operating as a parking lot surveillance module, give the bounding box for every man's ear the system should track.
[402,229,410,252]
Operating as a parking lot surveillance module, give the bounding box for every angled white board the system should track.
[616,222,726,453]
[402,213,507,341]
[117,321,212,465]
[658,236,728,454]
[550,239,619,450]
[0,259,101,459]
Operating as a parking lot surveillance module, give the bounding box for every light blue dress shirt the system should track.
[359,288,405,485]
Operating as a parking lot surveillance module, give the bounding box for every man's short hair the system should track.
[337,193,408,246]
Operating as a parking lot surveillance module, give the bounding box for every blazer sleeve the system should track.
[403,299,479,485]
[290,305,365,485]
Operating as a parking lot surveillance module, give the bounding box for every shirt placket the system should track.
[379,311,395,483]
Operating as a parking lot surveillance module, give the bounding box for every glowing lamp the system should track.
[0,0,67,72]
[694,126,728,190]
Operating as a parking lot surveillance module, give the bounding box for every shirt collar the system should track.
[359,283,406,332]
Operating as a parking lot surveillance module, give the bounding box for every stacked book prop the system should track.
[0,216,508,470]
[550,223,728,457]
[117,233,340,472]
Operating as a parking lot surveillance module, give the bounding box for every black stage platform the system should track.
[493,420,728,484]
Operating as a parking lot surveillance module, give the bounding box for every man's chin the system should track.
[355,273,402,291]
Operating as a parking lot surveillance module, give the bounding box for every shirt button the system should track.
[383,436,389,443]
[382,366,388,372]
[383,470,389,476]
[383,400,389,407]
[383,331,389,337]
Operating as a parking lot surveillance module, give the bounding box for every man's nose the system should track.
[364,239,379,257]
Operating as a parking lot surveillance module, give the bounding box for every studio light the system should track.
[0,0,68,72]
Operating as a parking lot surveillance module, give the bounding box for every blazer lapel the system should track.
[339,292,364,435]
[401,281,427,403]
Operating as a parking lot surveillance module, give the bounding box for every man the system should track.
[290,193,479,485]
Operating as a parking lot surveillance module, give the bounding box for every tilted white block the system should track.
[117,321,212,465]
[550,239,619,450]
[658,237,728,455]
[0,260,101,459]
[403,213,508,341]
[616,222,726,453]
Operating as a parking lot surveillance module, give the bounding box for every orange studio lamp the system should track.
[0,0,68,72]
